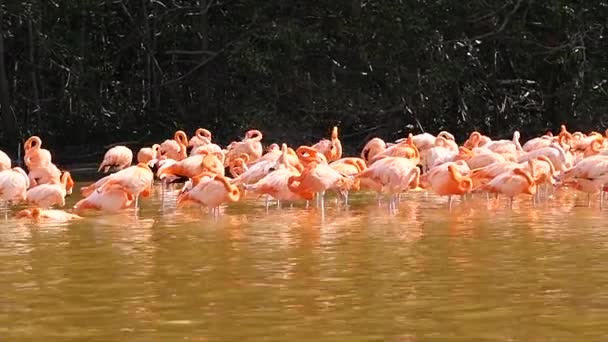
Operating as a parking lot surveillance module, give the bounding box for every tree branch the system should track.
[164,50,216,55]
[466,0,525,41]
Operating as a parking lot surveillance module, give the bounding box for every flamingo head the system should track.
[61,171,75,196]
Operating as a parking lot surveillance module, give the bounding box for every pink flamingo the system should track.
[137,144,160,164]
[456,146,506,169]
[0,167,30,204]
[74,188,136,213]
[0,150,10,171]
[26,171,74,207]
[361,137,387,165]
[481,167,537,208]
[16,208,82,221]
[243,147,310,208]
[356,157,420,211]
[423,137,458,170]
[81,174,113,197]
[312,126,343,162]
[27,161,63,188]
[95,163,154,209]
[232,144,303,186]
[191,141,223,156]
[245,168,313,206]
[369,134,420,165]
[177,172,241,217]
[160,130,188,161]
[522,131,555,152]
[188,128,213,149]
[423,163,473,209]
[158,150,225,180]
[224,129,264,166]
[329,157,367,204]
[24,136,52,169]
[517,143,573,172]
[463,131,491,149]
[296,146,328,168]
[287,161,353,211]
[98,145,133,173]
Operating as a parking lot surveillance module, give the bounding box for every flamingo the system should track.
[312,126,343,162]
[456,146,506,169]
[479,131,523,161]
[356,157,420,211]
[522,131,555,152]
[81,174,114,197]
[74,188,136,213]
[570,133,604,157]
[230,155,279,185]
[404,131,458,152]
[287,161,353,211]
[98,145,133,173]
[481,167,537,208]
[137,144,160,164]
[191,141,223,156]
[517,143,573,173]
[16,208,82,221]
[26,171,74,207]
[245,168,313,205]
[369,134,420,165]
[228,156,249,179]
[158,150,225,181]
[361,137,387,165]
[188,128,213,149]
[160,130,188,161]
[328,157,367,204]
[237,143,285,169]
[463,131,491,149]
[423,137,458,170]
[27,162,62,188]
[558,155,608,184]
[296,146,328,168]
[177,172,241,217]
[0,150,10,171]
[422,163,473,209]
[24,136,52,169]
[224,129,264,166]
[0,167,30,204]
[95,163,154,209]
[243,147,310,207]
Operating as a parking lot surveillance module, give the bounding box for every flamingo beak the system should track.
[66,188,73,196]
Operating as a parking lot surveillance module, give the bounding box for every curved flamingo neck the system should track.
[196,128,212,140]
[514,168,534,186]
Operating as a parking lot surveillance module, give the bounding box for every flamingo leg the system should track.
[392,194,398,212]
[320,191,326,212]
[160,180,165,204]
[509,197,514,209]
[276,200,281,209]
[448,195,453,210]
[343,191,349,207]
[587,193,591,208]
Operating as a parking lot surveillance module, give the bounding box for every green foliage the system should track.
[0,0,606,159]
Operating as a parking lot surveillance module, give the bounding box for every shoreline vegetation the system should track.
[0,1,606,159]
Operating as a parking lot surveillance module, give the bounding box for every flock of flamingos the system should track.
[0,124,607,221]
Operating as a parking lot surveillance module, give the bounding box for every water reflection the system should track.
[3,183,608,340]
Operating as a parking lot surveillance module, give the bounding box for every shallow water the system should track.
[2,183,608,341]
